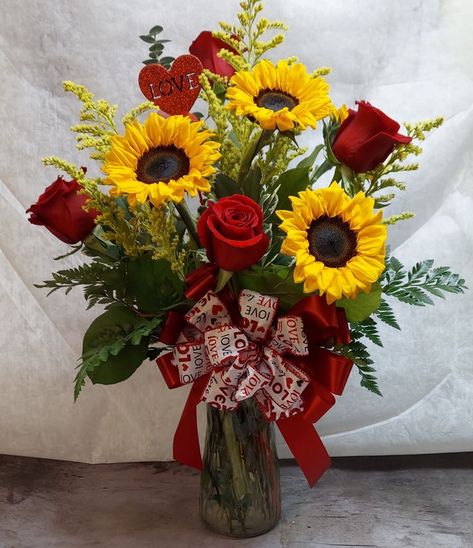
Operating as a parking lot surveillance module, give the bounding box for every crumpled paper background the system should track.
[0,0,472,462]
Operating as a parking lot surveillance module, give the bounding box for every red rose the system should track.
[197,194,269,272]
[27,176,97,244]
[331,101,412,173]
[189,31,237,78]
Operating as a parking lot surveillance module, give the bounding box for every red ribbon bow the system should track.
[157,283,353,487]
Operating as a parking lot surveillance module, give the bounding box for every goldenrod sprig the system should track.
[216,0,287,69]
[63,81,118,161]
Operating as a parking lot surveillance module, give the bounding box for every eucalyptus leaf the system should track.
[160,56,175,66]
[149,25,163,35]
[139,35,155,43]
[149,43,165,53]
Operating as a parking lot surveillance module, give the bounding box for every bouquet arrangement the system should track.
[28,0,466,538]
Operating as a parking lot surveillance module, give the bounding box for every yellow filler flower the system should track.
[226,60,334,132]
[103,114,221,208]
[277,182,387,304]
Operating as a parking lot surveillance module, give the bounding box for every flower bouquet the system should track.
[28,0,466,539]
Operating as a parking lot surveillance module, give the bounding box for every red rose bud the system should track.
[27,176,98,244]
[331,101,412,173]
[197,194,269,272]
[189,31,237,78]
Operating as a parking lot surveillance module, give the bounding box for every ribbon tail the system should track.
[277,415,331,488]
[172,375,209,470]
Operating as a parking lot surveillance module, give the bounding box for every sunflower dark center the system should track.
[256,89,298,112]
[136,146,190,184]
[308,216,357,267]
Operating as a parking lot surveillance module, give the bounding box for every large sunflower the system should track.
[226,60,334,132]
[102,114,221,208]
[277,183,387,304]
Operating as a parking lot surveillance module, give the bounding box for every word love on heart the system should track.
[138,55,203,115]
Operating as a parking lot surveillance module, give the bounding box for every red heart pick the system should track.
[286,377,294,389]
[212,304,224,316]
[181,363,189,372]
[138,55,203,115]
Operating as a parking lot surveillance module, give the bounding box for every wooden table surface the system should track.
[1,454,472,547]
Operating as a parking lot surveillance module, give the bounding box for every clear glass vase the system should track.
[199,398,281,538]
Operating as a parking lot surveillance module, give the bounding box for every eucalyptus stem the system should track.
[175,201,200,248]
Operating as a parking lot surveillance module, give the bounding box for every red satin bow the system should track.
[157,275,353,487]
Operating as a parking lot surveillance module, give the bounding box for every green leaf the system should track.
[139,34,155,43]
[235,267,304,312]
[149,43,165,53]
[274,167,310,211]
[149,25,163,35]
[160,56,175,66]
[143,59,158,65]
[127,255,184,314]
[213,173,241,198]
[240,164,262,202]
[81,307,150,387]
[296,144,324,170]
[215,269,233,293]
[337,282,382,322]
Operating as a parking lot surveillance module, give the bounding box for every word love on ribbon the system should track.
[165,289,310,419]
[157,289,354,487]
[138,55,203,115]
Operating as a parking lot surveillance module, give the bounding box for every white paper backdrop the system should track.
[1,0,472,463]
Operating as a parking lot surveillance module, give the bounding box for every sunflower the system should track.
[102,114,221,208]
[226,60,334,132]
[277,183,387,304]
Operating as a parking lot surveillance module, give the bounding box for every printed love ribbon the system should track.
[157,288,353,487]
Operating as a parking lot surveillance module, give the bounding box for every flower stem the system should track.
[175,201,200,248]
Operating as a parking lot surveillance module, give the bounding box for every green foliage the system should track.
[296,144,324,170]
[382,256,467,306]
[375,299,400,330]
[75,307,161,400]
[336,282,382,322]
[336,336,382,396]
[273,167,310,211]
[235,266,304,312]
[350,317,383,347]
[140,25,174,68]
[126,255,185,314]
[213,173,241,198]
[35,251,130,310]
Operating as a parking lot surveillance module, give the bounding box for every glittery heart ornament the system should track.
[138,55,203,115]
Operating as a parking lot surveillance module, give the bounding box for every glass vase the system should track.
[199,398,281,538]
